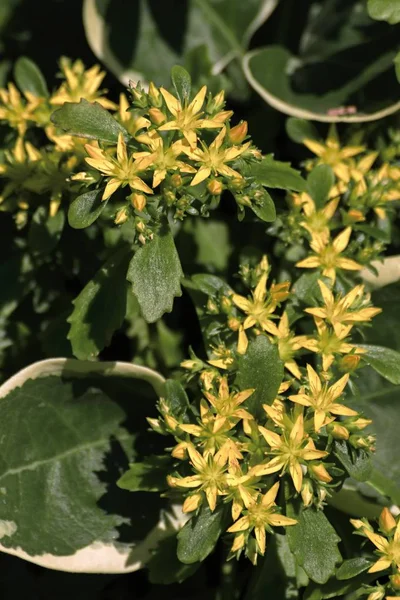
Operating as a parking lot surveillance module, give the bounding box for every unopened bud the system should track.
[207,179,223,195]
[181,358,203,371]
[131,193,147,211]
[228,317,241,331]
[350,518,366,530]
[327,423,349,440]
[229,121,248,144]
[220,295,232,313]
[164,190,176,205]
[148,81,161,106]
[379,507,396,534]
[209,90,225,112]
[230,177,245,191]
[236,194,252,207]
[182,493,202,513]
[366,589,385,600]
[346,417,372,432]
[309,463,332,483]
[301,480,313,507]
[207,298,219,314]
[200,369,217,391]
[146,417,165,435]
[350,434,375,450]
[339,354,361,372]
[347,209,365,223]
[171,442,188,460]
[164,413,179,432]
[138,233,146,245]
[114,207,129,224]
[170,173,182,188]
[136,220,146,232]
[390,573,400,590]
[148,107,166,125]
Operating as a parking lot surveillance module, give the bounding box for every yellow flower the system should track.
[50,57,117,109]
[351,509,400,574]
[301,318,364,371]
[227,482,297,557]
[180,126,250,186]
[288,364,357,431]
[304,126,365,182]
[158,85,232,148]
[116,93,150,137]
[0,138,41,203]
[296,191,339,243]
[305,280,381,334]
[208,344,235,370]
[0,83,42,136]
[167,443,229,511]
[254,413,328,492]
[85,133,153,200]
[270,311,308,379]
[202,377,254,430]
[296,227,362,283]
[133,133,195,188]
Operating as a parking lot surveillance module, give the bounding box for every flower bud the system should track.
[228,317,241,331]
[301,480,313,507]
[235,194,252,207]
[170,173,182,188]
[208,90,225,112]
[171,442,189,460]
[350,434,375,450]
[327,422,349,440]
[148,107,166,125]
[207,298,219,314]
[390,573,400,590]
[346,417,372,432]
[146,417,166,435]
[309,463,332,483]
[230,177,245,191]
[347,209,365,223]
[114,207,129,224]
[350,518,366,530]
[136,220,146,232]
[131,193,147,211]
[220,295,232,313]
[207,179,223,195]
[164,190,176,205]
[182,493,202,513]
[229,121,248,144]
[148,81,162,106]
[367,589,385,600]
[379,507,396,534]
[200,369,218,391]
[181,358,203,371]
[339,354,361,372]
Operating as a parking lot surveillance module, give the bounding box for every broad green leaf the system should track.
[306,165,335,209]
[188,273,232,295]
[286,118,319,143]
[368,0,400,23]
[304,573,375,600]
[147,534,200,584]
[51,98,128,143]
[243,44,400,122]
[177,504,226,564]
[336,557,372,580]
[250,189,276,222]
[14,56,48,97]
[68,248,131,360]
[127,228,183,323]
[117,455,171,492]
[236,335,284,416]
[333,440,372,482]
[68,190,108,229]
[193,219,232,271]
[28,206,65,254]
[286,505,342,585]
[245,155,306,191]
[0,358,179,574]
[171,65,191,103]
[163,379,191,421]
[357,344,400,384]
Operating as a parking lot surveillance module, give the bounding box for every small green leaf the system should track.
[28,206,65,254]
[286,118,319,143]
[147,534,200,584]
[336,557,372,580]
[246,155,306,192]
[237,336,284,416]
[306,165,335,209]
[164,379,191,421]
[51,98,128,143]
[14,56,49,97]
[68,248,131,359]
[127,227,183,323]
[286,504,342,585]
[171,65,191,104]
[117,456,171,492]
[177,504,226,564]
[189,273,232,296]
[333,441,372,482]
[68,189,108,229]
[292,273,325,306]
[368,0,400,23]
[250,190,276,222]
[193,219,231,271]
[358,344,400,384]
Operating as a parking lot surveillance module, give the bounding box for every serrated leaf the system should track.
[237,336,284,416]
[28,206,65,254]
[68,190,108,229]
[306,165,334,209]
[171,65,191,103]
[177,504,226,564]
[333,440,372,482]
[246,155,306,192]
[14,56,48,97]
[68,248,131,359]
[286,118,319,143]
[368,0,400,23]
[51,99,128,143]
[286,505,342,585]
[117,455,171,492]
[127,227,183,323]
[250,190,276,222]
[358,344,400,384]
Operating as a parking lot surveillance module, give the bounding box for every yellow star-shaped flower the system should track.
[351,508,400,574]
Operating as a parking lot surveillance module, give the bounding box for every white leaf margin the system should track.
[0,358,187,573]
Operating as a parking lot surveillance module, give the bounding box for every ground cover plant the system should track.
[1,1,400,598]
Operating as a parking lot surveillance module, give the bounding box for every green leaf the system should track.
[304,573,374,600]
[357,344,400,384]
[0,359,170,569]
[68,190,108,229]
[189,273,232,295]
[306,165,335,209]
[368,0,400,23]
[286,118,319,143]
[68,248,131,359]
[395,50,400,82]
[286,505,342,585]
[164,379,191,421]
[250,189,276,222]
[292,273,325,306]
[336,557,372,580]
[117,455,171,492]
[127,227,183,323]
[28,206,65,254]
[51,98,128,143]
[333,441,372,482]
[171,65,191,103]
[193,219,232,271]
[237,336,284,416]
[177,504,226,564]
[147,534,200,584]
[14,56,48,97]
[246,155,306,192]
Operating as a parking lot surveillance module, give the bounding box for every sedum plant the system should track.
[0,55,400,600]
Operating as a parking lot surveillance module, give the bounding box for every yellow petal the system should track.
[333,227,351,253]
[261,482,280,507]
[255,525,266,555]
[289,460,303,492]
[191,166,211,186]
[160,87,181,115]
[367,558,391,573]
[103,178,121,200]
[268,513,297,527]
[189,85,207,114]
